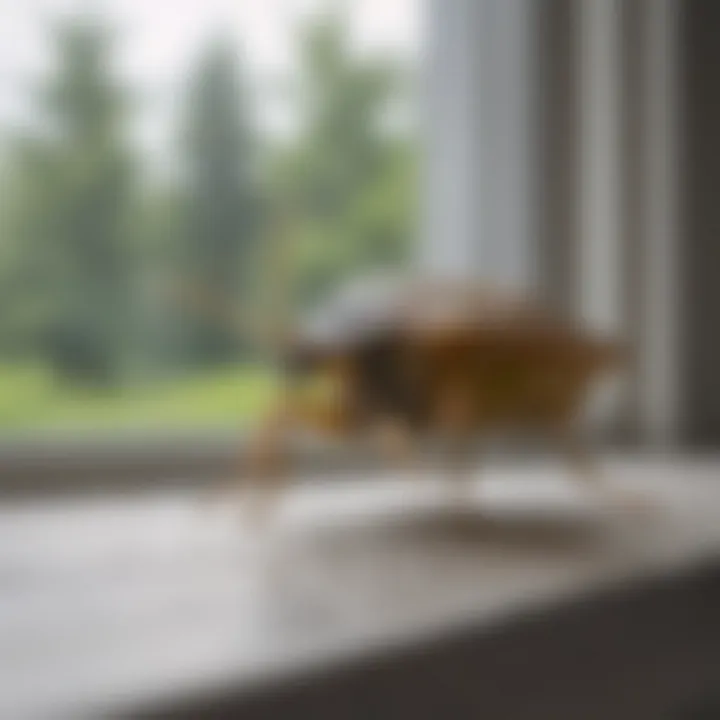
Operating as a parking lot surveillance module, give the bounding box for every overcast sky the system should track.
[0,0,421,159]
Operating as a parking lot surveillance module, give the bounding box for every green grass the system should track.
[0,363,279,436]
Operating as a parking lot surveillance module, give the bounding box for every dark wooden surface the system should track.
[0,461,717,718]
[137,560,720,720]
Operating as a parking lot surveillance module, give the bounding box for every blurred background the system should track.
[0,0,419,437]
[1,1,720,718]
[0,0,715,450]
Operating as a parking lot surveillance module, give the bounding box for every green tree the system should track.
[274,14,416,308]
[5,19,133,385]
[178,38,262,366]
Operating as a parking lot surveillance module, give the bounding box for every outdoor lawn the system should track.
[0,364,278,436]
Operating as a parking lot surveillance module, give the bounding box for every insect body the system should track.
[243,276,623,519]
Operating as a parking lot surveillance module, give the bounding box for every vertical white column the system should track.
[481,0,536,289]
[578,0,679,444]
[638,0,679,445]
[577,0,624,336]
[421,0,480,278]
[421,0,537,288]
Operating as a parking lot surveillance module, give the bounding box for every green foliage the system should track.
[5,20,133,385]
[274,13,416,309]
[0,11,416,432]
[177,38,263,366]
